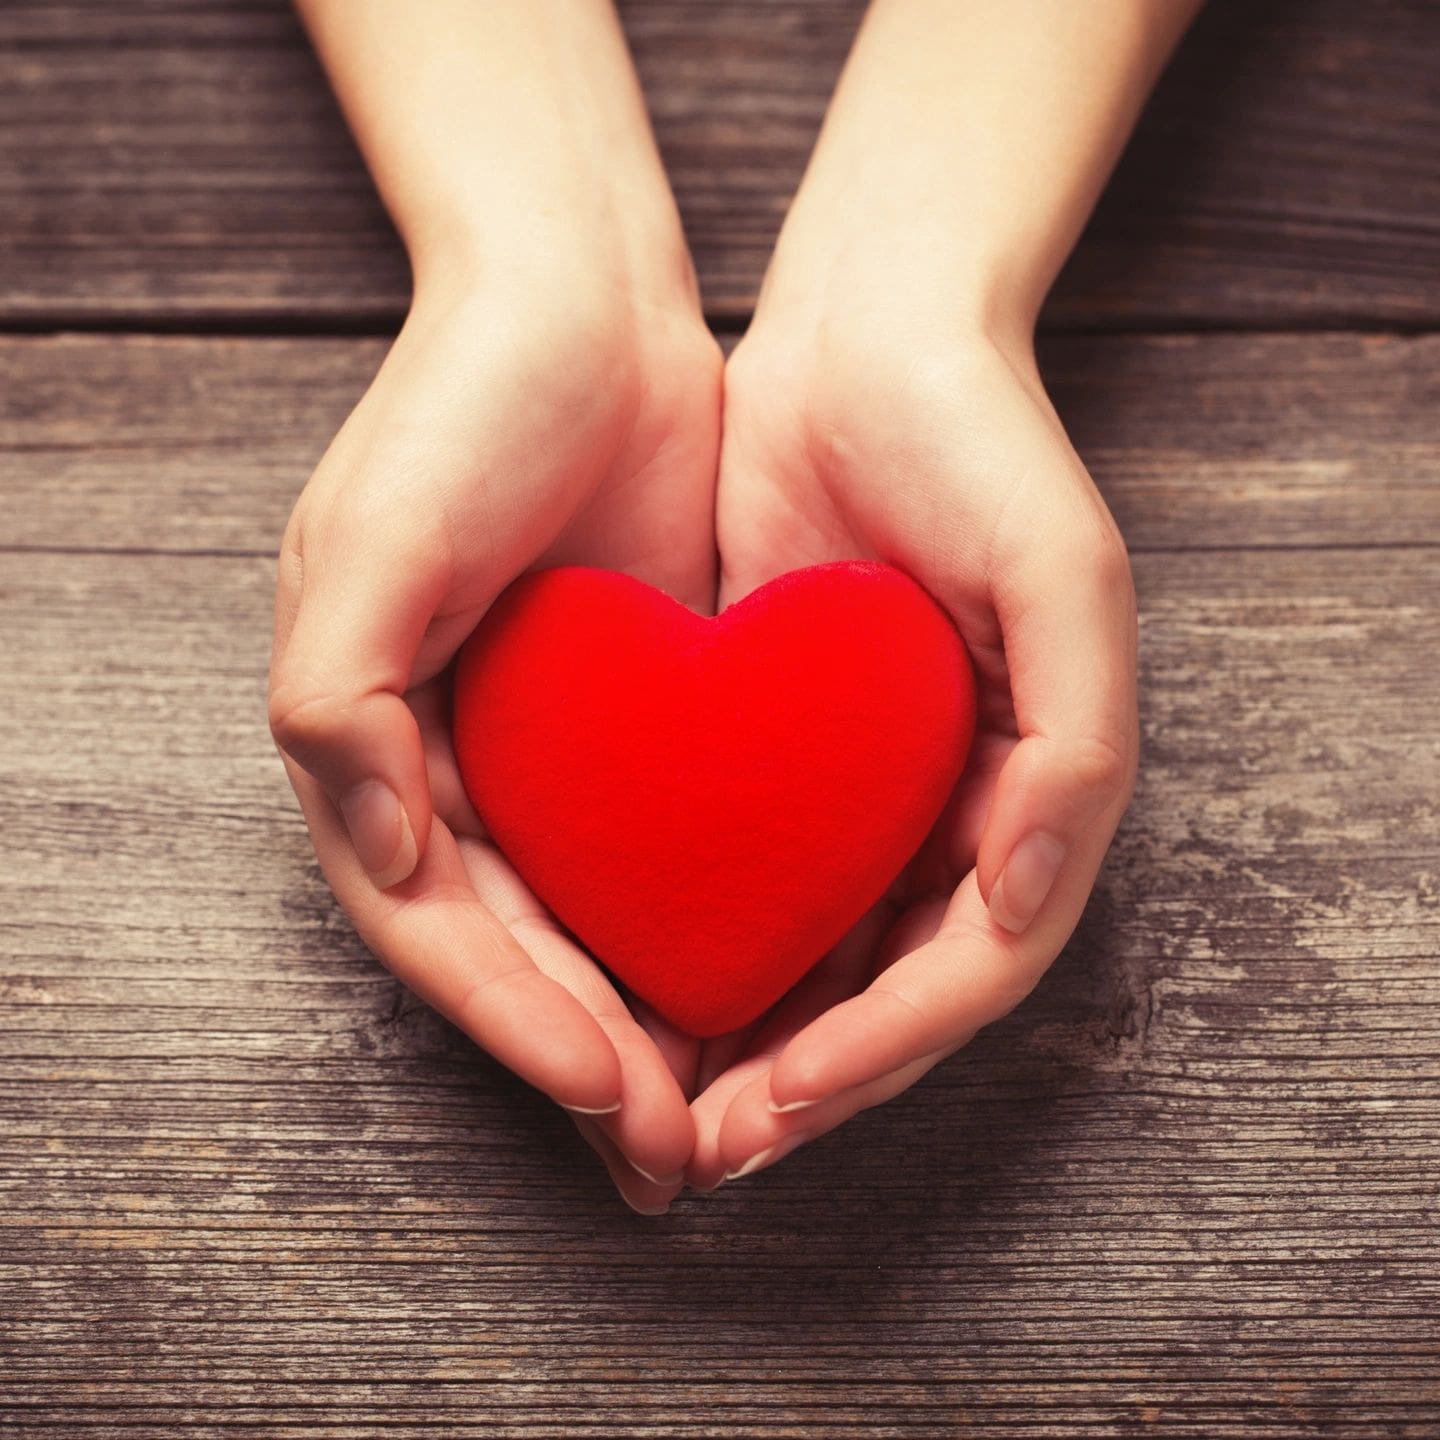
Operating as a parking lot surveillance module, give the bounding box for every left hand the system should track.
[684,315,1140,1188]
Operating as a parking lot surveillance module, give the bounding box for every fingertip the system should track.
[714,1074,788,1173]
[765,1052,829,1112]
[547,1048,624,1119]
[724,1129,814,1182]
[570,1113,680,1216]
[683,1138,728,1193]
[585,1013,697,1184]
[768,1005,859,1105]
[621,1196,673,1218]
[628,1159,686,1188]
[612,1105,694,1189]
[684,1097,736,1192]
[448,964,624,1118]
[974,731,1133,939]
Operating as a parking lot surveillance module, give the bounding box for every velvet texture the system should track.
[453,561,976,1038]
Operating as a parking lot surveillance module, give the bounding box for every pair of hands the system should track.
[267,243,1138,1211]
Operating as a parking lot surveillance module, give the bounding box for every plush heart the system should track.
[452,561,976,1038]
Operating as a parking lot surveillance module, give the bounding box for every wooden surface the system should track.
[2,2,1439,1437]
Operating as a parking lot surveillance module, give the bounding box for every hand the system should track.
[684,316,1139,1187]
[268,266,722,1213]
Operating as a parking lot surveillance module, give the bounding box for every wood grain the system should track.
[4,331,1437,557]
[1,0,1437,327]
[2,332,1439,1434]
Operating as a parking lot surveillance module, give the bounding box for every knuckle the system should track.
[1088,525,1135,599]
[266,682,352,759]
[1070,732,1134,809]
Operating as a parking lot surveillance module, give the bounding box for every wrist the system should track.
[404,168,701,326]
[753,112,1055,352]
[402,231,712,421]
[748,0,1201,358]
[734,257,1049,470]
[750,211,1040,379]
[301,0,702,324]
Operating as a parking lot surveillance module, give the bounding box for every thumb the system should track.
[976,489,1139,934]
[268,518,448,889]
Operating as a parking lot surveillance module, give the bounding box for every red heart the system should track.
[452,561,976,1038]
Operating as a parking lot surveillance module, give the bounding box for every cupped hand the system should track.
[268,269,721,1212]
[685,320,1139,1187]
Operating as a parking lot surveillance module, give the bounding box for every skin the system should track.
[273,0,1203,1212]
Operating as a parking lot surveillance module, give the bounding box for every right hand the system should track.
[267,262,722,1213]
[683,317,1138,1188]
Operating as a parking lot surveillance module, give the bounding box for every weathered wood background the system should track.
[2,2,1438,1436]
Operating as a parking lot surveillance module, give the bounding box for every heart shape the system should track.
[452,561,975,1037]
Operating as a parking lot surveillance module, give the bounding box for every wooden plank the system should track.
[3,332,1438,555]
[1,0,1437,327]
[0,541,1437,1435]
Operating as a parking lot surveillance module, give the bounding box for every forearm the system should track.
[295,0,694,306]
[761,0,1202,344]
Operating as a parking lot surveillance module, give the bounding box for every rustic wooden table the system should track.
[3,3,1438,1435]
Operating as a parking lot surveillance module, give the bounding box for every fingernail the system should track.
[630,1161,685,1187]
[622,1194,670,1217]
[990,832,1066,934]
[339,781,416,889]
[564,1099,623,1116]
[767,1095,819,1116]
[724,1130,813,1181]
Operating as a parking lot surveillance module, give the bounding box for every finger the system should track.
[692,1017,766,1096]
[268,512,451,890]
[458,836,694,1186]
[685,902,892,1189]
[868,892,950,980]
[716,895,950,1146]
[624,989,703,1102]
[973,460,1139,935]
[915,729,1014,890]
[286,758,624,1114]
[592,1011,694,1185]
[409,676,486,839]
[765,863,1103,1110]
[686,1040,781,1191]
[715,1043,961,1183]
[570,1114,681,1216]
